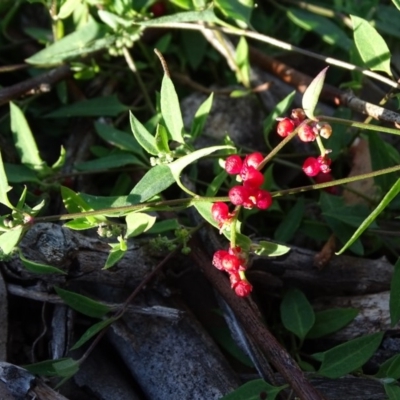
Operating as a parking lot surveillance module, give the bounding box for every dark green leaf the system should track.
[10,102,45,169]
[71,318,116,350]
[390,258,400,326]
[146,219,180,234]
[287,9,351,51]
[316,332,384,378]
[45,95,128,118]
[139,8,219,26]
[351,15,392,76]
[274,198,305,242]
[94,122,145,157]
[215,0,253,27]
[130,165,175,202]
[182,30,207,70]
[80,193,140,209]
[302,67,328,120]
[0,152,14,209]
[263,91,296,143]
[280,289,315,340]
[221,379,287,400]
[191,93,214,139]
[384,383,400,400]
[24,358,79,377]
[160,75,185,143]
[129,111,158,155]
[205,170,228,197]
[20,252,66,275]
[376,354,400,379]
[75,152,144,171]
[155,124,170,153]
[306,308,358,339]
[26,20,115,66]
[55,287,111,318]
[337,179,400,255]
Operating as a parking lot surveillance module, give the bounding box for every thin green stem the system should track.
[319,116,400,136]
[122,47,156,114]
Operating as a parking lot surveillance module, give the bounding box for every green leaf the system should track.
[25,20,116,66]
[71,318,116,350]
[168,145,233,191]
[221,379,286,400]
[369,133,398,192]
[302,67,328,120]
[253,240,290,257]
[336,179,400,255]
[19,251,66,275]
[57,0,80,19]
[51,146,66,171]
[45,95,128,118]
[215,0,253,27]
[391,0,400,11]
[274,198,305,242]
[316,332,384,378]
[160,75,185,143]
[80,193,140,209]
[287,9,351,51]
[94,122,145,157]
[130,164,175,203]
[139,8,219,26]
[155,124,171,153]
[205,170,228,197]
[0,226,23,255]
[376,354,400,380]
[384,383,400,399]
[182,30,207,70]
[104,246,126,269]
[351,15,392,76]
[24,358,79,377]
[390,258,400,326]
[235,36,250,87]
[146,219,180,234]
[280,289,315,340]
[263,90,296,143]
[306,308,358,339]
[125,212,156,238]
[55,287,111,318]
[0,152,14,209]
[129,111,158,155]
[10,102,45,169]
[64,218,98,230]
[190,92,214,139]
[75,152,144,171]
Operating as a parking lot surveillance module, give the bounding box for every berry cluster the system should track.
[277,108,333,178]
[225,152,272,210]
[212,246,252,297]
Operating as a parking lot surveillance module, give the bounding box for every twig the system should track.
[0,64,71,106]
[189,238,327,400]
[154,48,170,78]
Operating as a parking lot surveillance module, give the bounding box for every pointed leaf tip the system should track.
[302,67,329,120]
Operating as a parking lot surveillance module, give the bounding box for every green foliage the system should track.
[221,379,287,400]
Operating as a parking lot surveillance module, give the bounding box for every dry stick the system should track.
[0,64,71,106]
[154,48,170,78]
[249,47,400,126]
[190,239,327,400]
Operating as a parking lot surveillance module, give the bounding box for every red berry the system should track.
[213,250,229,270]
[317,155,332,174]
[241,165,264,188]
[298,124,316,142]
[150,1,167,17]
[234,279,253,297]
[244,152,264,169]
[211,202,230,223]
[254,189,273,210]
[277,118,295,138]
[222,254,241,272]
[225,155,243,175]
[314,172,339,195]
[229,272,241,288]
[302,157,321,177]
[229,185,250,206]
[229,246,247,267]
